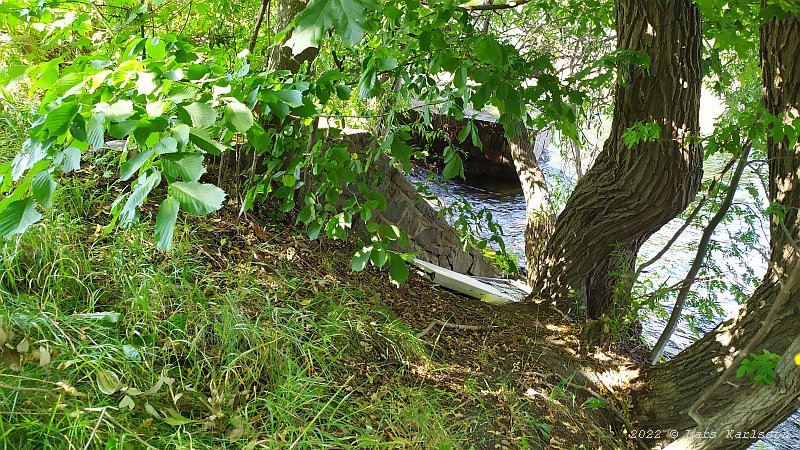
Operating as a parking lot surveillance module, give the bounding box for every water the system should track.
[407,144,799,449]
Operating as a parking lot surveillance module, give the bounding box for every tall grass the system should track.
[0,152,463,449]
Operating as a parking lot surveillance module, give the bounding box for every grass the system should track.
[0,152,466,449]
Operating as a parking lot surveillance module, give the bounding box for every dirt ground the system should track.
[186,202,643,449]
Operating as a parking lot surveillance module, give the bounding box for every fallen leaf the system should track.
[16,338,30,353]
[119,395,135,409]
[96,369,121,395]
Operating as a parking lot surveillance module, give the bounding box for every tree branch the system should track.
[460,0,532,11]
[649,142,752,364]
[634,153,740,280]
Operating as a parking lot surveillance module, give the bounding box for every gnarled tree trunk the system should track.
[634,10,800,449]
[532,0,703,318]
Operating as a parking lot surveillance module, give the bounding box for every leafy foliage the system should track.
[737,349,781,386]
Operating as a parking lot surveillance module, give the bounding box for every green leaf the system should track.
[120,148,155,181]
[390,136,414,172]
[120,171,162,227]
[0,197,42,238]
[162,408,196,426]
[136,72,157,96]
[286,0,381,55]
[189,128,225,155]
[274,90,304,108]
[42,102,79,137]
[155,196,180,251]
[223,100,254,133]
[172,124,190,148]
[308,220,324,240]
[53,147,81,172]
[168,181,226,216]
[442,154,463,180]
[32,171,56,208]
[11,139,47,181]
[351,246,372,271]
[160,153,206,182]
[388,252,409,284]
[95,100,135,122]
[370,243,387,268]
[145,37,167,61]
[87,114,105,150]
[180,102,217,128]
[297,204,315,224]
[335,84,352,100]
[154,136,178,154]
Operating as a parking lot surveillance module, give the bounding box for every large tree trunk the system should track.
[633,10,800,449]
[508,125,555,285]
[532,0,703,318]
[272,0,318,73]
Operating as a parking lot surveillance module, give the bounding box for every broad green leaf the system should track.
[223,100,254,132]
[32,171,56,208]
[172,124,190,148]
[87,114,105,150]
[95,100,135,122]
[155,196,180,251]
[358,66,379,98]
[0,198,42,238]
[162,408,195,426]
[168,181,226,216]
[12,139,47,181]
[154,136,178,155]
[335,84,352,100]
[297,204,315,224]
[286,0,381,55]
[442,157,462,180]
[370,243,387,268]
[351,246,372,271]
[274,90,303,108]
[145,37,167,61]
[160,152,206,182]
[388,252,409,284]
[189,128,225,155]
[136,71,157,96]
[119,148,155,181]
[180,102,217,128]
[390,136,413,172]
[120,171,162,227]
[308,218,324,241]
[42,102,79,137]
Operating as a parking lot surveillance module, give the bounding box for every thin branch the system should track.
[649,142,752,364]
[90,409,160,450]
[416,319,496,338]
[460,0,533,11]
[83,408,106,450]
[634,153,740,279]
[248,0,271,53]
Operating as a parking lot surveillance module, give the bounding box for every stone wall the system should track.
[345,130,500,277]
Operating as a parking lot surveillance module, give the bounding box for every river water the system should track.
[406,136,799,448]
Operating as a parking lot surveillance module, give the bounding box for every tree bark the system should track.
[508,124,555,286]
[272,0,318,73]
[633,10,800,449]
[532,0,704,318]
